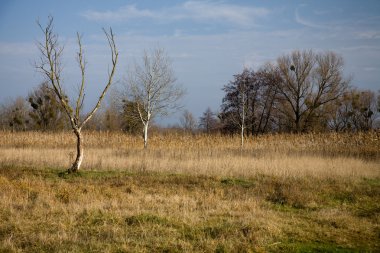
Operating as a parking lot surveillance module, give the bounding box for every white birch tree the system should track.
[36,16,118,173]
[237,77,249,148]
[125,48,184,148]
[221,70,250,148]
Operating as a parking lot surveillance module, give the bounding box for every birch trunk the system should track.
[69,128,83,173]
[241,96,245,148]
[241,125,244,148]
[143,122,149,149]
[36,18,118,174]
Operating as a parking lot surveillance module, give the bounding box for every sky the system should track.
[0,0,379,125]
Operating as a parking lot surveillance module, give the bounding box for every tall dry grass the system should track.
[0,131,379,251]
[0,130,379,179]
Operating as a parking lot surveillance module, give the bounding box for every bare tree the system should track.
[199,107,219,134]
[101,97,123,131]
[237,76,249,147]
[276,50,349,132]
[220,69,251,147]
[36,16,118,173]
[221,67,282,136]
[327,89,379,131]
[180,109,197,133]
[0,97,30,131]
[125,48,184,148]
[28,82,67,131]
[254,65,281,134]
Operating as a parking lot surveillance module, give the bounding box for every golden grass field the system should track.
[0,130,379,252]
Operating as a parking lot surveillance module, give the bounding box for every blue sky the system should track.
[0,0,379,125]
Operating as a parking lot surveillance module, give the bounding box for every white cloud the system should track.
[313,7,343,16]
[81,1,270,27]
[340,45,380,52]
[355,31,380,39]
[182,1,269,26]
[363,67,376,72]
[313,9,331,15]
[295,6,327,29]
[82,5,157,22]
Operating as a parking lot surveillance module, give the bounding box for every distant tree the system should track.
[253,65,282,133]
[36,16,118,173]
[101,98,123,131]
[121,99,145,135]
[275,50,349,132]
[84,95,124,132]
[82,110,103,131]
[180,109,197,133]
[220,67,282,136]
[220,69,251,146]
[0,97,30,131]
[377,90,380,128]
[0,104,6,130]
[125,48,185,148]
[199,107,219,134]
[327,89,379,131]
[28,82,66,131]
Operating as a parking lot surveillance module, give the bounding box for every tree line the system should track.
[1,51,379,136]
[0,16,185,172]
[0,17,379,171]
[218,50,379,135]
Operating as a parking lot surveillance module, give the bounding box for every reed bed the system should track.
[0,130,379,252]
[0,130,379,179]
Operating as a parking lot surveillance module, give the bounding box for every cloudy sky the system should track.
[0,0,379,124]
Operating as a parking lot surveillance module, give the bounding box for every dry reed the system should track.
[0,130,379,179]
[0,131,379,252]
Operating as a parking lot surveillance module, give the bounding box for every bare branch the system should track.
[80,28,118,128]
[276,50,348,132]
[35,16,119,172]
[75,32,86,122]
[35,16,75,128]
[124,47,185,148]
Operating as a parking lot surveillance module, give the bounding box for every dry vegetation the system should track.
[0,130,379,252]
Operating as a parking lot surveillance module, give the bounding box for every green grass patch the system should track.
[361,177,380,187]
[220,177,255,188]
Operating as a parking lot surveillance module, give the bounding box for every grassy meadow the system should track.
[0,130,379,252]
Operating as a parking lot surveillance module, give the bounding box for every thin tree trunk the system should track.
[241,125,244,148]
[295,113,301,133]
[68,128,83,173]
[143,123,149,149]
[241,98,245,148]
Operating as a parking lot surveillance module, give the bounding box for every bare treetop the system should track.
[129,48,184,117]
[125,47,185,148]
[35,16,118,173]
